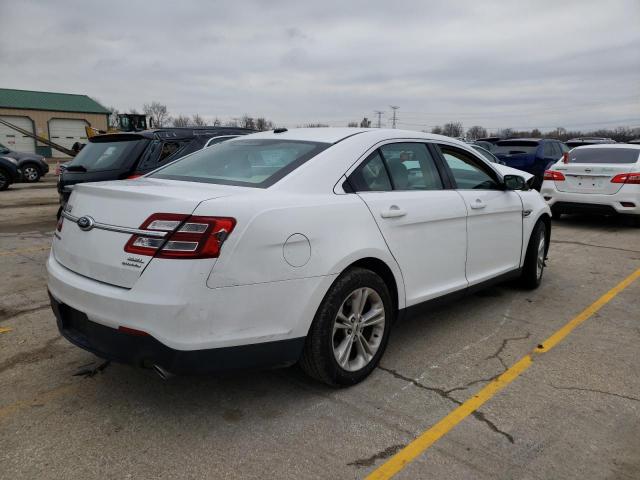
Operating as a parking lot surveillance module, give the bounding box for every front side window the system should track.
[150,139,329,188]
[379,143,443,190]
[439,145,501,190]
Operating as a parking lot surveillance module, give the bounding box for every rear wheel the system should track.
[21,163,41,182]
[0,168,11,191]
[300,267,393,386]
[520,221,547,289]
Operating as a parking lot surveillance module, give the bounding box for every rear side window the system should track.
[349,152,392,192]
[379,143,443,190]
[150,139,330,188]
[568,148,640,164]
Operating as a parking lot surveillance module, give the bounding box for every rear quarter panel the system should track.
[198,192,406,308]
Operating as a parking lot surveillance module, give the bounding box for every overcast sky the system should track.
[1,0,639,132]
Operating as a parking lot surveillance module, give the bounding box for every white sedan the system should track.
[48,128,550,386]
[541,144,640,224]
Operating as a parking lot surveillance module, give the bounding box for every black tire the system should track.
[0,168,10,191]
[21,162,41,182]
[300,267,394,387]
[520,221,547,289]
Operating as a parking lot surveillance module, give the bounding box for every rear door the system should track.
[554,147,640,195]
[349,142,468,305]
[437,144,523,285]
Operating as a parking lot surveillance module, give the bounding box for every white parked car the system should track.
[541,144,640,224]
[48,129,550,386]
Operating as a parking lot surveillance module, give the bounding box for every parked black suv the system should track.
[0,143,50,182]
[0,156,21,191]
[57,127,254,206]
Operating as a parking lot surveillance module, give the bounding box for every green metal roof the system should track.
[0,88,110,114]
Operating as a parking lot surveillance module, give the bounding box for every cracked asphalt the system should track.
[1,176,639,479]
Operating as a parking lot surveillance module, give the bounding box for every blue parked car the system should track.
[493,138,568,189]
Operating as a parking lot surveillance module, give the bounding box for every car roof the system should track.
[573,143,640,150]
[91,127,255,142]
[236,127,460,145]
[497,138,547,143]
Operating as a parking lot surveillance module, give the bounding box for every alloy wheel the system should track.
[536,235,545,279]
[332,287,385,372]
[23,166,39,182]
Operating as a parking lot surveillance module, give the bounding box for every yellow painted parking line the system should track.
[0,246,50,257]
[0,327,12,334]
[367,267,640,480]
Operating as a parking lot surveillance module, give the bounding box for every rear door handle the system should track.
[470,199,486,210]
[380,205,407,218]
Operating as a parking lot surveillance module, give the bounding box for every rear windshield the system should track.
[150,139,330,187]
[568,148,640,164]
[67,139,145,172]
[493,141,539,155]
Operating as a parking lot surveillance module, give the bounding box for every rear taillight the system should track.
[562,152,569,164]
[544,170,565,181]
[124,213,236,259]
[127,173,143,179]
[611,172,640,184]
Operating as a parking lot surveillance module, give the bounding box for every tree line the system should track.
[108,103,639,141]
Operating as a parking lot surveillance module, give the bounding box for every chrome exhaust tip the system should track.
[152,364,174,380]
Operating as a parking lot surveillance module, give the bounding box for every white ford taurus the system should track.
[48,128,550,386]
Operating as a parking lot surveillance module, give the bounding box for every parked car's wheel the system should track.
[0,167,11,191]
[300,267,393,386]
[520,220,547,289]
[21,163,42,182]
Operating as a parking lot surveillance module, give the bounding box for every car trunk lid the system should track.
[554,148,640,194]
[52,178,237,288]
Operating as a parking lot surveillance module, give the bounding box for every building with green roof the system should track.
[0,88,110,157]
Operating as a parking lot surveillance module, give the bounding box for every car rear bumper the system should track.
[50,293,304,374]
[541,182,640,215]
[47,252,335,365]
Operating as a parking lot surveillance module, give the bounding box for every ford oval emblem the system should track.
[77,216,95,231]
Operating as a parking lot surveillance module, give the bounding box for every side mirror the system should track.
[504,174,527,190]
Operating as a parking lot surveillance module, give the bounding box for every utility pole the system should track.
[374,110,384,128]
[390,106,399,129]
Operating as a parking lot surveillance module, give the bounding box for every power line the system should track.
[390,106,399,129]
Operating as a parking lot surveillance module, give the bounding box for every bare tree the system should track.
[240,115,256,130]
[531,128,542,138]
[497,128,514,138]
[431,125,443,135]
[304,123,329,128]
[192,114,206,126]
[172,115,190,127]
[143,102,171,128]
[442,122,464,138]
[255,118,273,131]
[212,117,222,127]
[225,119,239,127]
[360,117,371,128]
[347,121,359,127]
[466,125,487,140]
[107,106,120,129]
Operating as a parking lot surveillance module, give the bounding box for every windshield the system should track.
[67,139,145,172]
[493,141,539,155]
[150,139,330,187]
[568,148,640,164]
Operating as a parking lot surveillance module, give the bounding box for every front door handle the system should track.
[380,205,407,218]
[470,198,486,210]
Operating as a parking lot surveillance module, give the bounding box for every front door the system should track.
[438,144,523,285]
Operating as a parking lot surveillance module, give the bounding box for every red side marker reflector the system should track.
[118,326,150,336]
